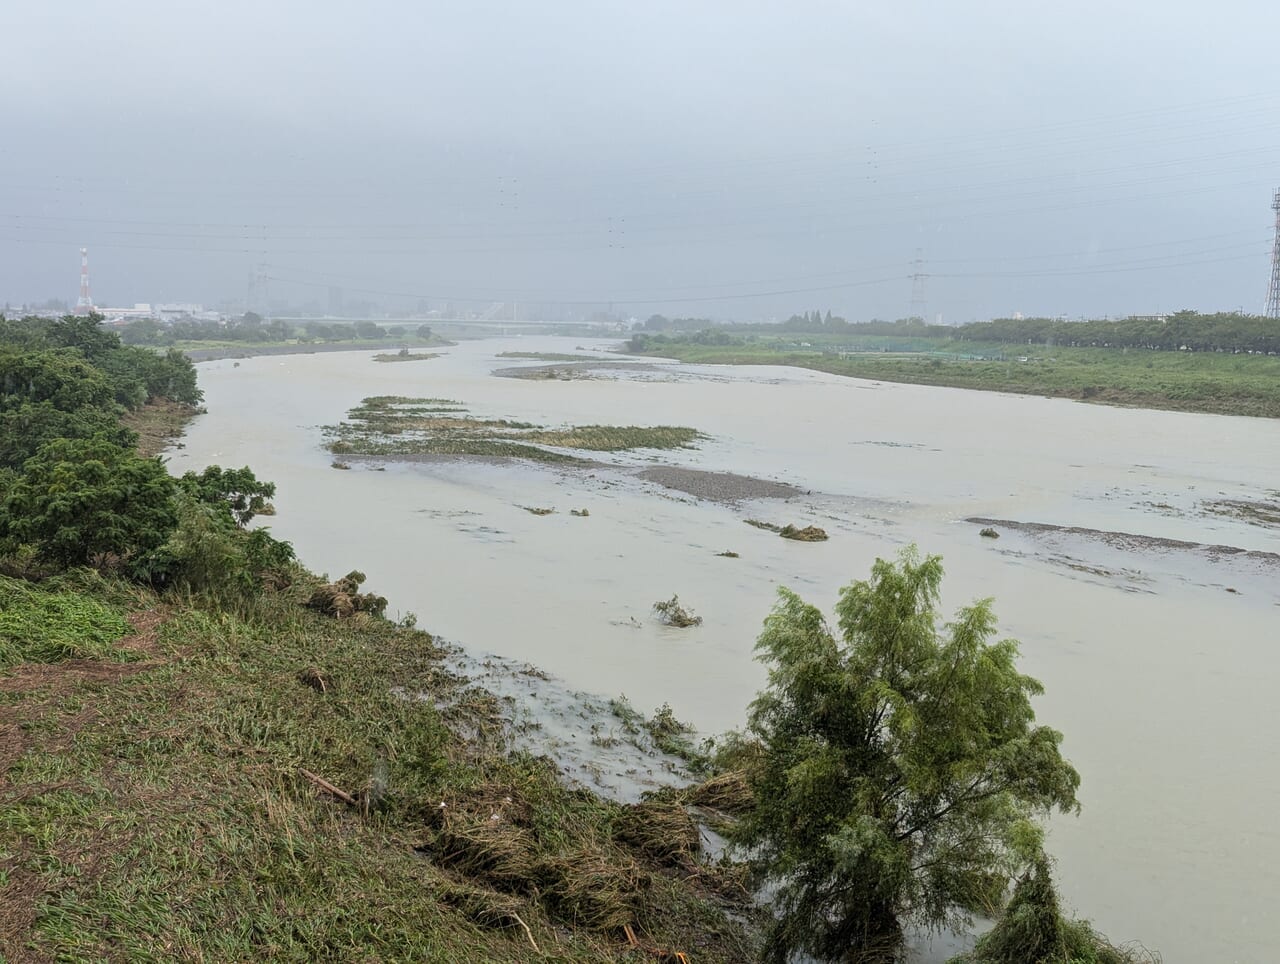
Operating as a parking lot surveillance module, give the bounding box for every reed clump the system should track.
[779,524,828,542]
[305,570,388,619]
[653,595,702,627]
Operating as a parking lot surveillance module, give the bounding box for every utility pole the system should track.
[1267,188,1280,319]
[908,249,928,321]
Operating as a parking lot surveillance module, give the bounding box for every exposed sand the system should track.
[633,466,801,503]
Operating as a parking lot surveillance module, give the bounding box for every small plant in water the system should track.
[653,594,702,627]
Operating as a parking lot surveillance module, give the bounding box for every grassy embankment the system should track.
[0,570,759,962]
[629,338,1280,418]
[325,396,702,464]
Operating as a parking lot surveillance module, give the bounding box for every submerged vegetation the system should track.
[951,858,1158,964]
[745,519,830,541]
[607,697,709,771]
[324,395,702,463]
[652,594,703,627]
[373,348,441,363]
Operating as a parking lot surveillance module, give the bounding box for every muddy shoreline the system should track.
[968,516,1280,568]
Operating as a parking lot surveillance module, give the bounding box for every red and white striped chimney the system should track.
[76,247,93,313]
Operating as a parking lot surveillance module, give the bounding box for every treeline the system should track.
[637,314,716,332]
[0,314,199,472]
[627,329,744,352]
[957,311,1280,353]
[120,314,434,347]
[0,313,293,596]
[762,310,1280,353]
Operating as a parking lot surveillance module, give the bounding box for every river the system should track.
[167,336,1280,963]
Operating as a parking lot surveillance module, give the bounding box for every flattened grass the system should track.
[0,576,131,666]
[0,577,761,962]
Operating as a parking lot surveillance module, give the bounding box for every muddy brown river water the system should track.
[168,337,1280,963]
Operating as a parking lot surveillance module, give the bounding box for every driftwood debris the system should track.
[300,768,357,806]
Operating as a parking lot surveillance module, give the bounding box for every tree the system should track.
[120,318,164,346]
[416,323,434,340]
[736,547,1080,963]
[0,402,136,471]
[0,437,177,568]
[0,349,119,413]
[46,313,119,359]
[177,464,275,527]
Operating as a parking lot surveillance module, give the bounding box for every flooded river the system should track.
[169,337,1280,963]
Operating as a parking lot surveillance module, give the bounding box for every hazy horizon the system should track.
[3,1,1279,321]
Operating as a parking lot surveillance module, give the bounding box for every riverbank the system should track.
[0,570,761,962]
[624,341,1280,419]
[160,339,1280,960]
[119,397,204,457]
[0,338,764,960]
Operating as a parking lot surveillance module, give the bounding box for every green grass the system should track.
[0,575,761,962]
[0,575,131,666]
[630,340,1280,418]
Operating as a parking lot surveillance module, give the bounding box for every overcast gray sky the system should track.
[2,1,1279,321]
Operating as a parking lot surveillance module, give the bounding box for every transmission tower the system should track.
[908,248,928,321]
[246,263,269,315]
[1267,188,1280,319]
[75,247,94,314]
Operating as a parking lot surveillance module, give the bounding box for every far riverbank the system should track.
[624,339,1280,419]
[182,338,453,362]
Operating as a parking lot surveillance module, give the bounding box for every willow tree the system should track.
[737,547,1081,963]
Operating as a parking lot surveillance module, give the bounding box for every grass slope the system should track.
[0,575,759,962]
